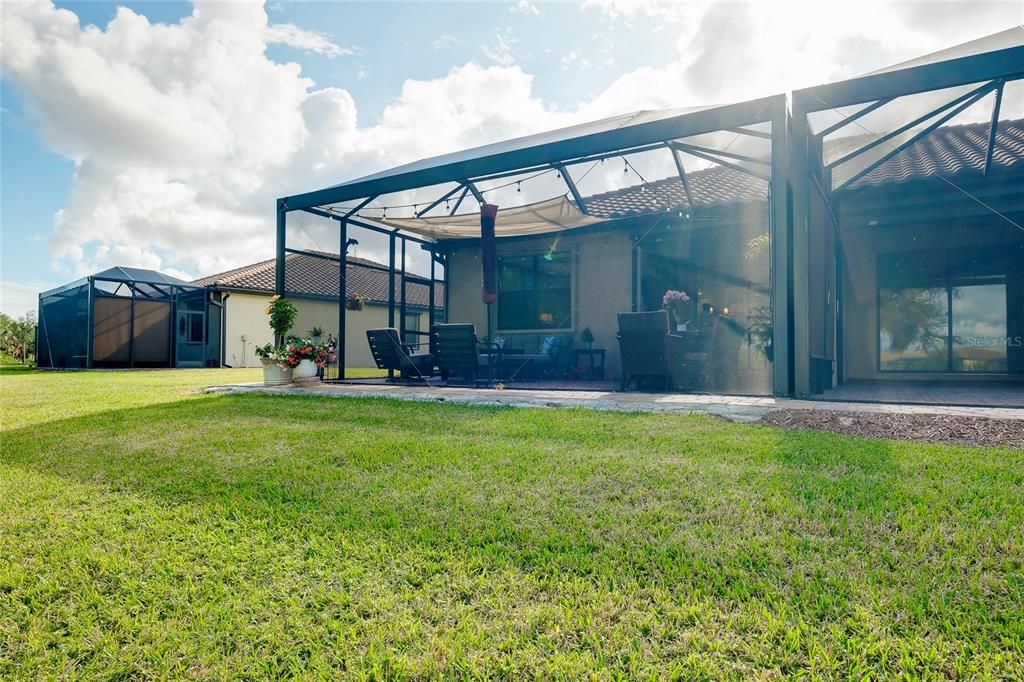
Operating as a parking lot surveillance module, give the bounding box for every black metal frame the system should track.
[277,94,792,394]
[788,34,1024,396]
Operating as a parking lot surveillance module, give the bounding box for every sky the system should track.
[1,0,1022,317]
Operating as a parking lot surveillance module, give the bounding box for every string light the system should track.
[517,181,521,193]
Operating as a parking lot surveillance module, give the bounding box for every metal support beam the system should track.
[387,231,396,381]
[828,80,994,169]
[279,94,784,210]
[779,103,801,397]
[399,237,407,348]
[725,126,772,140]
[428,252,436,332]
[416,184,463,217]
[341,195,377,220]
[338,219,347,380]
[450,186,469,215]
[984,79,1004,176]
[553,163,588,214]
[793,42,1024,111]
[835,83,996,191]
[815,97,892,139]
[670,142,772,181]
[672,142,771,166]
[463,180,484,204]
[668,145,695,208]
[275,199,287,297]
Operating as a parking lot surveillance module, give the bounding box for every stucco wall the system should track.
[445,230,633,379]
[221,292,430,368]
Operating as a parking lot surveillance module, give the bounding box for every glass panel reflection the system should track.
[952,283,1008,372]
[879,287,948,371]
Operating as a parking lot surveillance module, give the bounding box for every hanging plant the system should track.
[346,293,366,311]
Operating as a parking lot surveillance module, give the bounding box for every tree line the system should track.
[1,312,37,364]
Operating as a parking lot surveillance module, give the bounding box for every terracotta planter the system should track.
[261,358,292,386]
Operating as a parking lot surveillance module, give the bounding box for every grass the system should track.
[1,366,1022,679]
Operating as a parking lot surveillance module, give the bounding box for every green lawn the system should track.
[1,367,1022,678]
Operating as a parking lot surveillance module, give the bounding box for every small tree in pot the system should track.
[259,296,298,385]
[266,296,297,344]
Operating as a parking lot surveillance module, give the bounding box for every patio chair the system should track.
[365,328,434,381]
[617,310,673,390]
[430,323,485,383]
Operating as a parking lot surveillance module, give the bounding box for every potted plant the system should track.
[285,338,335,386]
[662,289,691,331]
[265,295,297,344]
[579,326,595,349]
[308,326,324,344]
[346,293,365,311]
[254,344,292,386]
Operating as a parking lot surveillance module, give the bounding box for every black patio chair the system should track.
[430,323,485,383]
[366,328,434,381]
[617,310,673,390]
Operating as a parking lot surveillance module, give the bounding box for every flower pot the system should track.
[293,358,320,385]
[261,358,292,386]
[346,299,363,311]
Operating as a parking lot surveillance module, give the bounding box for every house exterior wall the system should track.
[446,229,633,379]
[221,291,430,368]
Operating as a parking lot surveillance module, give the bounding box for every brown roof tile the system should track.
[583,118,1023,217]
[194,253,442,308]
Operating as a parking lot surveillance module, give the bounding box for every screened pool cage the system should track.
[275,29,1023,398]
[790,27,1024,396]
[37,267,222,369]
[277,95,790,395]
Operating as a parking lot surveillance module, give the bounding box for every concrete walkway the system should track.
[205,382,1024,423]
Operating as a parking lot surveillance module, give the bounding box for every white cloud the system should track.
[481,29,519,67]
[1,0,1020,288]
[561,51,592,70]
[431,34,460,50]
[265,22,354,57]
[510,1,542,16]
[0,281,53,318]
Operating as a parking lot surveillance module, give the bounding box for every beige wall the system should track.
[446,230,633,378]
[221,292,430,368]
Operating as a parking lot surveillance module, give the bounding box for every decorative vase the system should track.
[261,358,292,386]
[293,358,319,385]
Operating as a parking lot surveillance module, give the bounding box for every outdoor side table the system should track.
[572,348,606,380]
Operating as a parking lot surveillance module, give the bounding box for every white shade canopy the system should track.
[372,195,606,241]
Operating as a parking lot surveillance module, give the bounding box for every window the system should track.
[878,251,1009,373]
[497,251,572,331]
[403,312,421,348]
[180,311,205,345]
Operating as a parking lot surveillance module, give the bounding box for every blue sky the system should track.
[2,1,1021,317]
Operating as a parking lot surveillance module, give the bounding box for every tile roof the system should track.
[839,117,1024,189]
[584,166,768,219]
[582,118,1023,217]
[194,253,442,308]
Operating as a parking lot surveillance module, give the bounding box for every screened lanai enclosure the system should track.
[790,26,1024,400]
[37,267,222,369]
[277,28,1023,404]
[277,95,790,396]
